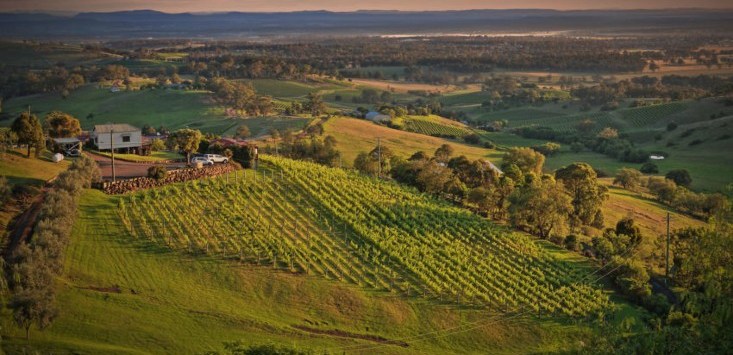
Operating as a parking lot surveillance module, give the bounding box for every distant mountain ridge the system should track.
[0,9,731,40]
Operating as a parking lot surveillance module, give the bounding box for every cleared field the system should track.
[322,116,503,164]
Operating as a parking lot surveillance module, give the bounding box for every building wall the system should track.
[93,131,142,150]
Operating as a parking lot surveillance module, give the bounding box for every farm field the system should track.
[452,98,733,191]
[401,115,471,138]
[321,116,503,165]
[120,156,610,316]
[1,86,223,132]
[0,164,647,354]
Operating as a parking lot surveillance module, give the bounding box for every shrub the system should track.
[666,169,692,187]
[640,162,659,174]
[147,166,168,181]
[463,133,481,145]
[666,122,678,131]
[482,140,497,149]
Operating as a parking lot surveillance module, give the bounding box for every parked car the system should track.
[203,154,229,163]
[190,156,214,166]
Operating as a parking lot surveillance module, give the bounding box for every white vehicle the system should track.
[203,154,229,163]
[190,156,214,166]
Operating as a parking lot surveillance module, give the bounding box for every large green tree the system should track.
[11,112,45,158]
[44,111,81,138]
[508,175,572,239]
[555,162,608,228]
[501,147,545,176]
[166,129,203,163]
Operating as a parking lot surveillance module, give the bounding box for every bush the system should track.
[666,169,692,187]
[640,162,659,174]
[666,122,678,131]
[482,140,496,149]
[463,133,481,145]
[147,166,167,181]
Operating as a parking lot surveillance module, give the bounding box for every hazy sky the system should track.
[1,0,731,13]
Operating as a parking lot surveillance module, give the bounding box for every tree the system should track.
[640,162,659,174]
[9,288,57,340]
[666,169,692,187]
[597,127,619,139]
[434,144,454,162]
[44,111,81,138]
[416,160,455,195]
[501,147,545,176]
[610,256,651,300]
[11,112,45,158]
[0,128,17,156]
[614,168,643,191]
[236,125,251,139]
[150,138,165,152]
[306,92,326,117]
[555,163,608,227]
[615,217,642,248]
[531,142,561,156]
[166,129,202,163]
[508,175,572,239]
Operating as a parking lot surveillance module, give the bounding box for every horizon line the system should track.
[3,7,733,16]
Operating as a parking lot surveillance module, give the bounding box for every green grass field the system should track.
[2,86,223,132]
[450,98,733,191]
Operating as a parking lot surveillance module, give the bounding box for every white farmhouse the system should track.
[92,124,143,153]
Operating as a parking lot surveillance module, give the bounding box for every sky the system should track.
[0,0,731,13]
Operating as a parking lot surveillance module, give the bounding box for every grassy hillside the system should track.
[1,86,309,137]
[1,165,642,353]
[0,149,70,233]
[322,116,501,165]
[451,98,733,191]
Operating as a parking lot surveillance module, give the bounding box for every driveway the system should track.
[88,152,187,180]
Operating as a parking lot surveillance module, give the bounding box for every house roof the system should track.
[93,124,140,134]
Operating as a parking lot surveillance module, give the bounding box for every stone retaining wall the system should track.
[95,164,238,194]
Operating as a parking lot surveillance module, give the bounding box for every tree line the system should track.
[5,155,100,339]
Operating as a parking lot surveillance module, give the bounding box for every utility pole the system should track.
[665,212,670,285]
[377,137,381,178]
[110,125,116,182]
